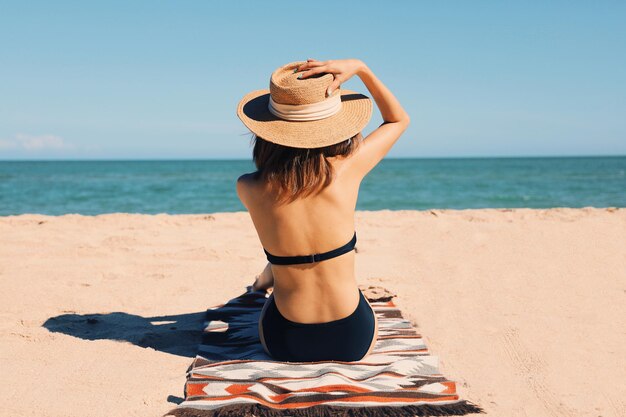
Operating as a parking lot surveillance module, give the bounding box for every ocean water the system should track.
[0,157,624,215]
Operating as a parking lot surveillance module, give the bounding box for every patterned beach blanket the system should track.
[164,285,483,417]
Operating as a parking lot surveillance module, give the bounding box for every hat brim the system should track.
[236,89,373,149]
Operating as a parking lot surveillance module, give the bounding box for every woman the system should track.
[236,58,410,362]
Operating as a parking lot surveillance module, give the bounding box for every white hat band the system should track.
[268,94,342,121]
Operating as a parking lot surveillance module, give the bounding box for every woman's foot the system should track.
[251,262,274,291]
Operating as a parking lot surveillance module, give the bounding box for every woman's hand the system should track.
[295,58,366,96]
[251,262,274,292]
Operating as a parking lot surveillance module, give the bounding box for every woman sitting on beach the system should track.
[236,58,410,362]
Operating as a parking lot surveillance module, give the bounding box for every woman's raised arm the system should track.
[297,59,411,180]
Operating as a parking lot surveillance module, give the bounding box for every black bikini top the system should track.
[263,231,357,265]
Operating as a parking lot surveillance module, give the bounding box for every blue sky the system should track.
[1,1,625,160]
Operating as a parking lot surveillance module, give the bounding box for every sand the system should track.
[0,208,624,417]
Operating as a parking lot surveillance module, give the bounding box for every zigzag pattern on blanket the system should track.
[164,286,484,417]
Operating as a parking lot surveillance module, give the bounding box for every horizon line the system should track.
[1,154,625,162]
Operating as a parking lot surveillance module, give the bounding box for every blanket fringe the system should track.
[163,400,485,417]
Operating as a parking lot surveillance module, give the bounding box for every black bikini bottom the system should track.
[261,288,376,362]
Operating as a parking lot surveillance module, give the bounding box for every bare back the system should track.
[241,155,364,324]
[240,120,410,325]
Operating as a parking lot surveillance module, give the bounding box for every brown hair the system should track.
[249,132,363,205]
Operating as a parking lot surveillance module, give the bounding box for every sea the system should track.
[0,156,624,215]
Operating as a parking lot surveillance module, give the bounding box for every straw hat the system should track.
[236,60,373,149]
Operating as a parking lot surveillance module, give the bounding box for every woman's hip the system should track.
[261,288,376,362]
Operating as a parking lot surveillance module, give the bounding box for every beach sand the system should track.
[1,208,624,417]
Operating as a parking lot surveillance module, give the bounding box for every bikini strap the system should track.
[264,231,357,265]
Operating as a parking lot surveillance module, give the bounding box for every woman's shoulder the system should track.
[238,168,262,180]
[236,171,262,208]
